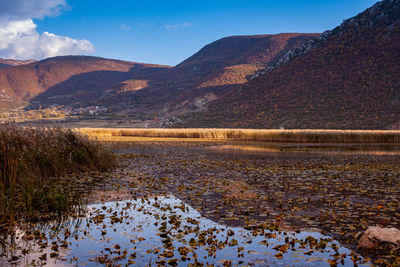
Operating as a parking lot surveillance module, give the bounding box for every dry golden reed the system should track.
[77,128,400,143]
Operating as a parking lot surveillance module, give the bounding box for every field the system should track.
[1,127,400,266]
[78,127,400,143]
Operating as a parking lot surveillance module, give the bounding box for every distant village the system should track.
[0,105,108,122]
[63,105,108,116]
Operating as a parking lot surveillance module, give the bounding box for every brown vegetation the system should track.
[120,33,318,108]
[0,123,115,222]
[0,34,315,121]
[0,58,35,69]
[78,128,400,143]
[87,140,400,265]
[184,0,400,129]
[0,56,169,105]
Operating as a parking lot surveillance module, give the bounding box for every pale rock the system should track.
[358,226,400,250]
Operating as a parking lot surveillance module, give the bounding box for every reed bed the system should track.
[0,123,115,222]
[77,128,400,143]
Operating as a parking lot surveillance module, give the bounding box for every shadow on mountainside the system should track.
[25,62,247,116]
[26,63,169,108]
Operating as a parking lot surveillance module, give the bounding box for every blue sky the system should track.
[8,0,379,66]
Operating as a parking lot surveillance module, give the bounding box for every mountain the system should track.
[0,58,35,69]
[179,0,400,129]
[0,56,170,107]
[3,0,397,130]
[106,33,318,113]
[176,33,319,71]
[0,34,316,113]
[0,63,10,69]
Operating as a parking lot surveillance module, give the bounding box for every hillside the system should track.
[109,33,318,113]
[0,59,35,69]
[0,34,315,114]
[180,0,400,129]
[0,56,170,108]
[175,33,319,72]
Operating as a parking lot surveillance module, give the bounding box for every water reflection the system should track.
[2,196,369,266]
[208,143,400,157]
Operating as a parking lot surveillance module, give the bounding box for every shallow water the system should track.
[207,143,400,157]
[2,195,370,266]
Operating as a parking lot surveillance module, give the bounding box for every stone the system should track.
[358,226,400,250]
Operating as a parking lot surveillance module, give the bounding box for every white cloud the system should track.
[0,0,67,22]
[121,24,131,31]
[0,0,94,60]
[163,22,192,31]
[0,19,94,60]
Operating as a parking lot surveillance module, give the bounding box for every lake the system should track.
[2,195,370,266]
[2,140,399,266]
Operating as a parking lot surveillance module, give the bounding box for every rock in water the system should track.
[358,226,400,250]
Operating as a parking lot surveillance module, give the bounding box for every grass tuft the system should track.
[0,122,115,222]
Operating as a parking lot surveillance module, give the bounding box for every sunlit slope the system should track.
[183,0,400,129]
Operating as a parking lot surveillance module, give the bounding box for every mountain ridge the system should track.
[178,0,400,129]
[1,0,399,129]
[0,56,171,106]
[0,34,316,112]
[0,58,36,69]
[113,33,318,112]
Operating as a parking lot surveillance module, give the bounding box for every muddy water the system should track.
[1,196,369,266]
[112,141,400,159]
[3,141,398,266]
[207,143,400,157]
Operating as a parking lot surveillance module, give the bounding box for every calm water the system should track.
[2,195,370,266]
[207,143,400,157]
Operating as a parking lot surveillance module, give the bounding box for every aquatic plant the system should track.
[0,122,115,222]
[78,128,400,143]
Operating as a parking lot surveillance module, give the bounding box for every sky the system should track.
[0,0,379,66]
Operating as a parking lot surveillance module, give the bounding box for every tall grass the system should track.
[0,123,115,222]
[78,128,400,143]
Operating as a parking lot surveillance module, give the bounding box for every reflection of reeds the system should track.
[78,128,400,143]
[0,123,115,222]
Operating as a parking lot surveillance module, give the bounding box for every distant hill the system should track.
[0,63,10,69]
[0,56,170,107]
[0,34,315,112]
[3,0,398,130]
[180,0,400,129]
[0,59,35,69]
